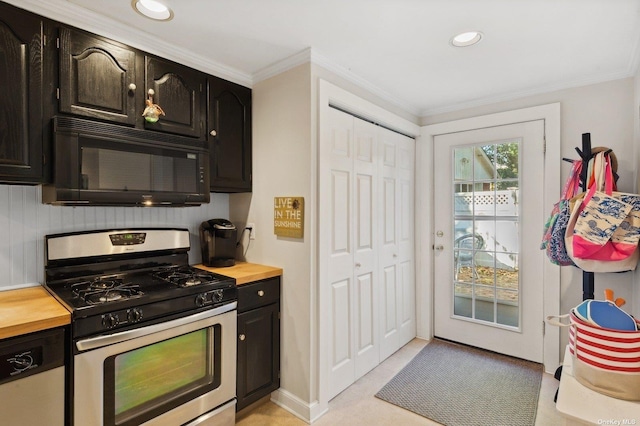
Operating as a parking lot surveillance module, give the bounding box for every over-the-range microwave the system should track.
[43,116,210,206]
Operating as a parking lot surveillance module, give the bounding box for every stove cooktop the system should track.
[44,229,238,340]
[45,266,237,339]
[47,266,234,312]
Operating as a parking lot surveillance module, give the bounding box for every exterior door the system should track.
[433,120,545,362]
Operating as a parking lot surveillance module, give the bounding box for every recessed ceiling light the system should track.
[451,31,483,47]
[132,0,173,21]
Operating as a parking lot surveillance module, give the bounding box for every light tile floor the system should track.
[236,338,567,425]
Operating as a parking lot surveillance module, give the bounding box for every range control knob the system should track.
[127,308,143,323]
[195,293,208,307]
[102,313,119,329]
[211,289,224,303]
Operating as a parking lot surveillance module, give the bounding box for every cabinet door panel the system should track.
[59,28,138,125]
[208,77,251,192]
[0,3,43,183]
[145,56,205,140]
[236,302,280,410]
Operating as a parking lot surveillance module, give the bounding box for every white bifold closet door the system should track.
[323,107,415,400]
[378,126,416,361]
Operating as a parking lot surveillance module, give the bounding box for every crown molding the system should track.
[253,47,421,117]
[420,69,635,117]
[5,0,253,87]
[7,0,639,117]
[252,47,314,83]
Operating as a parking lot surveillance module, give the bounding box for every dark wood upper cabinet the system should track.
[0,4,252,190]
[208,77,252,192]
[0,2,45,183]
[145,56,206,140]
[59,27,141,126]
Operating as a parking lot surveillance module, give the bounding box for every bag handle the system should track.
[581,152,614,206]
[545,314,571,327]
[561,161,582,200]
[547,314,579,355]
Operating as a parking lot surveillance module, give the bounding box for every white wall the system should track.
[0,185,229,291]
[230,63,315,415]
[634,71,640,318]
[232,62,420,421]
[423,77,637,334]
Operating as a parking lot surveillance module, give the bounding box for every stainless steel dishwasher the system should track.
[0,327,65,425]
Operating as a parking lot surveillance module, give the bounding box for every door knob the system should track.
[434,245,444,251]
[210,130,217,137]
[239,334,246,341]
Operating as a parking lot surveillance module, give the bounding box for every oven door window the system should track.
[80,141,198,193]
[104,326,221,426]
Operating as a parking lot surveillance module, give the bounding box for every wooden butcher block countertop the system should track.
[0,286,70,340]
[195,262,282,285]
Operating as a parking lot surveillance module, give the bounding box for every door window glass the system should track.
[452,141,520,327]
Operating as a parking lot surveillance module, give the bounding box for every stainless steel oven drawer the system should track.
[0,365,65,425]
[0,327,65,425]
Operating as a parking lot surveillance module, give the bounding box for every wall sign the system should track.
[274,196,304,238]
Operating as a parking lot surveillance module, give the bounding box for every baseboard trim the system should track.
[270,389,328,423]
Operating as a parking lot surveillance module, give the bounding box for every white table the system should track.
[556,346,640,425]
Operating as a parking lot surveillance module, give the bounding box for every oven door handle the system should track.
[76,302,237,352]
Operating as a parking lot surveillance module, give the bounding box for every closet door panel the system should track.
[355,271,375,378]
[323,107,414,399]
[397,133,416,345]
[332,170,351,255]
[326,108,355,399]
[353,118,378,379]
[380,264,398,360]
[379,128,399,360]
[330,277,353,396]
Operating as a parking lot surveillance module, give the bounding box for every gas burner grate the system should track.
[154,267,220,288]
[71,278,144,305]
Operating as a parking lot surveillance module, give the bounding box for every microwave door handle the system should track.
[76,302,237,352]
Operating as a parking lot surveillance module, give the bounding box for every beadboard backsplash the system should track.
[0,185,230,291]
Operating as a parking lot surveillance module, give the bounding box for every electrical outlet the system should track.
[247,223,256,240]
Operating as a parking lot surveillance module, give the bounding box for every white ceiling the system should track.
[10,0,640,116]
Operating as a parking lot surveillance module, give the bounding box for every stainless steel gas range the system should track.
[44,228,237,426]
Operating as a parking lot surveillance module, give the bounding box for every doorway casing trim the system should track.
[417,103,561,373]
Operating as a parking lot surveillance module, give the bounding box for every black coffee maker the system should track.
[199,219,237,267]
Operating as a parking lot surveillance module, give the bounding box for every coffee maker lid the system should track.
[214,223,235,230]
[203,218,236,231]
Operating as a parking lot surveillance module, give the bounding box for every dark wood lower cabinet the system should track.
[236,277,280,411]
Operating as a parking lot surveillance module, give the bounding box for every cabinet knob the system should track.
[239,334,246,341]
[258,290,265,297]
[210,130,217,137]
[128,83,137,91]
[355,262,361,268]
